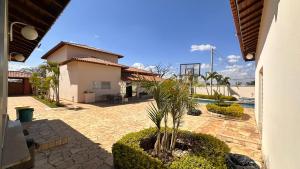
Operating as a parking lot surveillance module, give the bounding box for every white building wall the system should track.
[255,0,300,168]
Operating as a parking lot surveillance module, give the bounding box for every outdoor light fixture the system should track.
[246,53,254,60]
[10,22,38,41]
[9,52,25,62]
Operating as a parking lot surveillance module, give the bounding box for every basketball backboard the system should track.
[180,63,201,76]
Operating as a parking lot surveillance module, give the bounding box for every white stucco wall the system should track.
[46,45,68,63]
[76,62,121,102]
[59,62,79,102]
[255,0,300,168]
[195,86,254,98]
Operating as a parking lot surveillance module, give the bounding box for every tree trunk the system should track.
[154,131,161,156]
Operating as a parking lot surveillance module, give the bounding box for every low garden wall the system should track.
[195,86,255,98]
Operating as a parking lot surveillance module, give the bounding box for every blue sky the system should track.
[10,0,255,80]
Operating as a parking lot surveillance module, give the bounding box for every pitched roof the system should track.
[8,71,32,78]
[60,57,127,68]
[9,0,70,62]
[122,74,162,82]
[122,67,158,75]
[230,0,264,61]
[41,41,124,59]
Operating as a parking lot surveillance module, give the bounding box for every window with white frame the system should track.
[92,81,101,89]
[101,81,111,89]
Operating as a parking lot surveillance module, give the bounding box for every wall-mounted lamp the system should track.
[9,52,25,62]
[10,22,38,41]
[246,53,254,60]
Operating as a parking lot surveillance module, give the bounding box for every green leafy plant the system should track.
[206,103,244,117]
[112,128,229,169]
[193,94,237,101]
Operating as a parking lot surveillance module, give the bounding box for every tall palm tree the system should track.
[200,74,210,95]
[215,74,223,93]
[222,77,231,96]
[207,72,218,95]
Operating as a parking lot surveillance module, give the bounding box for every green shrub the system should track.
[32,96,64,108]
[206,103,244,117]
[193,94,237,101]
[170,156,213,169]
[112,128,229,169]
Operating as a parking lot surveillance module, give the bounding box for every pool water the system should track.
[195,98,255,109]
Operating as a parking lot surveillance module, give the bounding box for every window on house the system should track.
[92,81,101,89]
[101,81,111,89]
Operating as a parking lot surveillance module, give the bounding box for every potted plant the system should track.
[84,90,95,103]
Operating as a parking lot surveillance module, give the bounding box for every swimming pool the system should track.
[195,98,255,108]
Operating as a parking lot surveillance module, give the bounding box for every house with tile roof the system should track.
[41,41,160,102]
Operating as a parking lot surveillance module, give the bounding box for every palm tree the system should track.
[200,74,210,95]
[147,102,164,156]
[168,80,190,151]
[142,79,169,156]
[40,62,60,104]
[207,72,218,95]
[222,77,231,96]
[215,74,223,93]
[29,72,41,96]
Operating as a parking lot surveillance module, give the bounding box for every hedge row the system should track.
[112,128,230,169]
[206,103,244,117]
[193,94,237,101]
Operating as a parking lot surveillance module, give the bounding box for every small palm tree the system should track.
[147,102,164,156]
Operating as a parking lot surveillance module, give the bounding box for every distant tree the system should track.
[221,77,231,96]
[207,72,218,95]
[152,64,172,78]
[246,81,255,86]
[39,62,60,104]
[200,74,210,95]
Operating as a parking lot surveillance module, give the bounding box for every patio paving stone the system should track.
[8,96,262,168]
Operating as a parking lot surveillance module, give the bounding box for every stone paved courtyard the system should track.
[8,96,262,168]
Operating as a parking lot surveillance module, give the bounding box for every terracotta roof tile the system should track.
[8,71,32,78]
[122,67,158,75]
[61,57,127,68]
[122,74,162,82]
[41,41,124,59]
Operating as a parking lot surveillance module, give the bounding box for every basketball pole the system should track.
[210,47,214,95]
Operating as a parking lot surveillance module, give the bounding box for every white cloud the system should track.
[227,55,241,63]
[9,62,32,71]
[201,63,210,69]
[132,63,145,69]
[219,64,254,81]
[190,44,216,52]
[145,65,156,72]
[218,57,223,62]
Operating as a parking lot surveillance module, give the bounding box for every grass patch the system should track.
[32,96,64,108]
